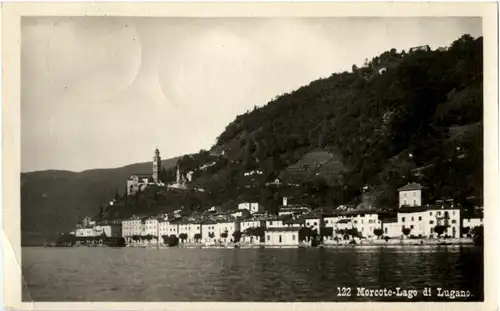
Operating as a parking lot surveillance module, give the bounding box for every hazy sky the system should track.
[21,17,482,172]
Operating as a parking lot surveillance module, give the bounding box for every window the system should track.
[452,220,456,224]
[411,217,414,221]
[270,222,273,226]
[413,192,416,197]
[430,212,433,216]
[292,235,296,241]
[361,227,364,232]
[413,200,416,205]
[279,235,282,243]
[410,225,414,229]
[404,200,407,205]
[384,228,388,233]
[429,220,434,224]
[267,235,270,241]
[437,212,441,216]
[314,222,317,226]
[404,193,407,197]
[402,217,405,222]
[325,220,329,224]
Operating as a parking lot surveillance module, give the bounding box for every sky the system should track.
[21,17,482,172]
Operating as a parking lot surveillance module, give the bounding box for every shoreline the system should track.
[40,238,480,249]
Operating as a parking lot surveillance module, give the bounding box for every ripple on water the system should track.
[21,246,483,302]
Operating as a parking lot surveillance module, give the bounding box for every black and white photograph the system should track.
[3,2,498,308]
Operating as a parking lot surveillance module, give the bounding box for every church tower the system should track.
[153,147,161,183]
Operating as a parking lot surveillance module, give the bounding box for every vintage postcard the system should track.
[2,2,498,311]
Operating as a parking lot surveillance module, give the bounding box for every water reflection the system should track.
[22,246,483,302]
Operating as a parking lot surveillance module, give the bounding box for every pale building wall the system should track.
[201,223,216,242]
[382,222,401,238]
[397,208,461,238]
[122,219,143,239]
[264,231,300,246]
[94,225,122,237]
[399,190,422,207]
[463,217,483,229]
[266,219,285,228]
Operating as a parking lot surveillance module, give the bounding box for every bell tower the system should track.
[153,147,161,183]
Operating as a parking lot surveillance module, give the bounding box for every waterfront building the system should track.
[214,220,241,243]
[240,218,267,233]
[201,220,217,243]
[350,211,381,239]
[94,222,122,238]
[266,215,290,229]
[121,216,145,242]
[397,204,461,238]
[462,209,484,233]
[380,217,400,238]
[75,227,94,237]
[177,219,203,242]
[264,227,301,247]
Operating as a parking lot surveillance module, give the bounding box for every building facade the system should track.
[398,182,423,207]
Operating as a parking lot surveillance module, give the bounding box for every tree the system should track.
[194,233,202,242]
[299,227,313,241]
[163,235,179,247]
[461,226,471,237]
[220,230,229,239]
[471,225,483,246]
[208,232,215,239]
[232,230,242,243]
[373,228,384,239]
[433,225,447,238]
[321,227,334,238]
[402,227,411,238]
[179,233,188,242]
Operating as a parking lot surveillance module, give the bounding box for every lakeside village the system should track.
[61,148,484,249]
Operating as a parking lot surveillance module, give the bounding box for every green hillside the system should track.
[21,34,483,244]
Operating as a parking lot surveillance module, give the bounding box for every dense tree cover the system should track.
[103,34,483,220]
[205,34,483,210]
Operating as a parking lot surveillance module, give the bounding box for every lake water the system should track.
[22,246,483,302]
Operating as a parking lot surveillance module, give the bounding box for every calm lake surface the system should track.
[22,246,483,302]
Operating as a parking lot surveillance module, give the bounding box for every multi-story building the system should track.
[201,220,217,243]
[94,223,122,238]
[398,182,423,207]
[238,202,265,214]
[214,220,241,243]
[121,217,144,242]
[240,218,267,233]
[397,204,461,238]
[264,227,301,246]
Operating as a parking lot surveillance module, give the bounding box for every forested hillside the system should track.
[192,34,483,210]
[21,34,483,244]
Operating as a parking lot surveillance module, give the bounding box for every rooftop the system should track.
[265,227,302,232]
[398,182,423,192]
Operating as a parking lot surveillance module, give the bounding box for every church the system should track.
[126,148,165,196]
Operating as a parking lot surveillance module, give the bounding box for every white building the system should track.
[398,182,423,207]
[462,210,484,232]
[240,219,266,233]
[94,224,122,238]
[238,202,265,214]
[264,228,301,246]
[75,227,94,237]
[397,204,461,238]
[201,220,217,243]
[176,221,203,242]
[381,218,400,238]
[350,212,381,238]
[122,217,144,241]
[214,220,241,243]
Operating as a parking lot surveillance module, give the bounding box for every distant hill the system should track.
[21,158,178,245]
